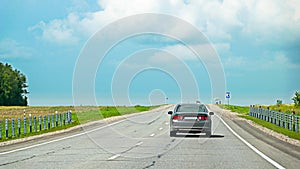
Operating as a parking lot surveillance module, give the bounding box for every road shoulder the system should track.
[207,104,300,168]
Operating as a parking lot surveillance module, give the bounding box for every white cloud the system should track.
[263,51,300,69]
[224,51,300,73]
[29,13,80,45]
[241,0,300,44]
[158,43,229,64]
[28,0,300,48]
[0,39,34,59]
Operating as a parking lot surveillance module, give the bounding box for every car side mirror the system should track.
[168,111,173,115]
[209,112,214,115]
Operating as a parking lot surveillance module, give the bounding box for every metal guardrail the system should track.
[249,105,299,132]
[0,111,72,140]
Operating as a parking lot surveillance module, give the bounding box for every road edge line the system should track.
[216,114,285,169]
[0,119,126,155]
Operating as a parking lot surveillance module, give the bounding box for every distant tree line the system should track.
[0,62,29,106]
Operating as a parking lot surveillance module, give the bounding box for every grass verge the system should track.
[218,104,300,141]
[0,105,158,142]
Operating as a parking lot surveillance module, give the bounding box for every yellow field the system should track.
[258,104,300,116]
[0,106,97,120]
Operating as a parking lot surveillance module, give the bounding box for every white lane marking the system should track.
[159,127,163,131]
[150,133,155,137]
[135,141,143,146]
[107,141,142,160]
[216,114,285,169]
[108,154,120,160]
[0,119,127,155]
[165,122,168,125]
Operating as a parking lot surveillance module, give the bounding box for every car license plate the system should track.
[184,117,197,120]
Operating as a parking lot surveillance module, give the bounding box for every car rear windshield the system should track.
[176,104,207,112]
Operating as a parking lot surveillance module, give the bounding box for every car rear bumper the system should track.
[171,120,211,132]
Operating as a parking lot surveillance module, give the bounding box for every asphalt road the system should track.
[0,105,299,169]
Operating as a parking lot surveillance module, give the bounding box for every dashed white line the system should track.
[159,127,163,131]
[135,141,143,146]
[165,122,169,125]
[108,154,120,160]
[150,133,155,137]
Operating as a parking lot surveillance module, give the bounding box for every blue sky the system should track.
[1,0,300,106]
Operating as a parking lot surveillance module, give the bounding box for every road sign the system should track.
[226,91,230,99]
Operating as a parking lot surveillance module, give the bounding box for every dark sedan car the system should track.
[168,103,214,137]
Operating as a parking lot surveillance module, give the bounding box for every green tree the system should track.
[292,91,300,107]
[0,62,29,106]
[276,100,282,106]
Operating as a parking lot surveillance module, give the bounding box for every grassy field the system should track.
[218,104,300,140]
[0,106,75,119]
[75,105,159,123]
[218,105,249,115]
[0,105,158,141]
[259,104,300,116]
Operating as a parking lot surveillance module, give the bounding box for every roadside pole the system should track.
[226,91,231,105]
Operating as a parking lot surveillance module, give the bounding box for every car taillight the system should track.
[198,116,208,120]
[173,115,184,120]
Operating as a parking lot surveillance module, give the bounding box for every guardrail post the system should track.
[66,112,69,124]
[69,111,72,123]
[12,118,15,137]
[44,116,47,130]
[0,120,2,140]
[5,119,8,138]
[273,111,276,125]
[273,111,275,124]
[39,116,42,131]
[18,118,21,136]
[34,116,37,132]
[48,115,50,129]
[24,117,27,135]
[279,113,282,127]
[276,112,279,126]
[296,116,299,132]
[60,113,62,126]
[284,114,287,129]
[248,105,300,132]
[282,113,288,127]
[52,114,54,128]
[56,112,58,127]
[289,115,293,131]
[29,115,32,133]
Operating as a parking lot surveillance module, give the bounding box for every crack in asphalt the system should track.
[0,155,36,166]
[0,145,72,166]
[141,138,177,169]
[142,161,156,169]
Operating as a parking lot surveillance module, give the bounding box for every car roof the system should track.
[177,103,205,106]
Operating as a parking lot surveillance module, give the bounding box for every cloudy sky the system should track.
[1,0,299,106]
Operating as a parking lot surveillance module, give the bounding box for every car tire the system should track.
[170,131,176,137]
